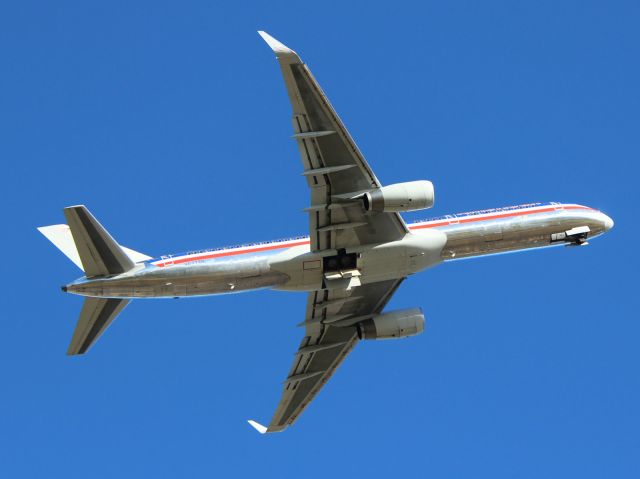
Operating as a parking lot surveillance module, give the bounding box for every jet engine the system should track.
[363,180,435,213]
[356,308,425,340]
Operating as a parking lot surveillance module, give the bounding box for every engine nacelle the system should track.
[357,308,425,340]
[363,180,435,213]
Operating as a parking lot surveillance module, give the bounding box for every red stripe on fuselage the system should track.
[409,204,591,230]
[154,240,310,267]
[153,205,593,267]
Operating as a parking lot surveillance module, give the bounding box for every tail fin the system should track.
[62,205,135,277]
[67,297,129,355]
[38,206,145,355]
[37,224,84,270]
[38,223,152,272]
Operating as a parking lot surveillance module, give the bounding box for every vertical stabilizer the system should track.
[38,223,152,270]
[37,225,84,270]
[63,206,135,277]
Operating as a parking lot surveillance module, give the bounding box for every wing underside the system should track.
[262,279,403,433]
[252,32,410,433]
[259,31,408,252]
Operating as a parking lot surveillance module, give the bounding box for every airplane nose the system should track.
[603,214,614,231]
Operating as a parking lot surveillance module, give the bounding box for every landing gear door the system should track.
[321,250,361,290]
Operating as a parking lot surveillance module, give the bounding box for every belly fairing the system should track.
[268,230,447,292]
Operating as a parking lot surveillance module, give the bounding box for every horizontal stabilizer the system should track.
[63,206,135,277]
[67,298,129,355]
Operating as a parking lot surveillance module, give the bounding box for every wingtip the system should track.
[257,31,288,51]
[257,31,301,63]
[247,419,268,434]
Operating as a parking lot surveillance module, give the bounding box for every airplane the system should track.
[38,31,614,434]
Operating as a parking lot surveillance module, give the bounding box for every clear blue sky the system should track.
[1,1,638,477]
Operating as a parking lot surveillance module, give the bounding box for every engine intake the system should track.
[357,308,425,340]
[363,180,435,213]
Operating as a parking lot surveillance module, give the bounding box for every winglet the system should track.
[247,419,268,434]
[257,31,302,64]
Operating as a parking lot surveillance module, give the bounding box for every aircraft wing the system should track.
[250,279,403,433]
[259,31,408,252]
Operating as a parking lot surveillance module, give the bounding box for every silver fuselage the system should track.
[64,203,613,299]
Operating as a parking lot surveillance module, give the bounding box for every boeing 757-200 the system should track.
[38,32,613,433]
